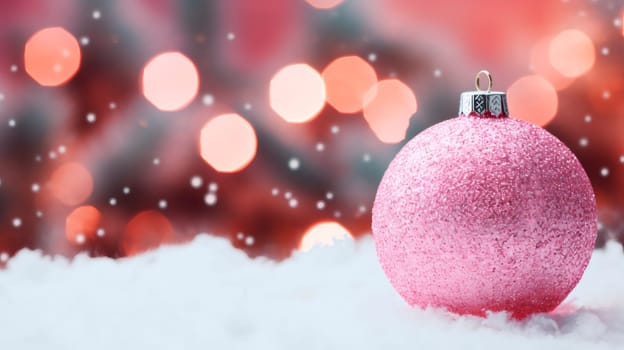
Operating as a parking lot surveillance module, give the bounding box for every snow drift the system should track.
[0,235,623,349]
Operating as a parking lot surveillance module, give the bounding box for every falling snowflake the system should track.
[190,176,203,189]
[75,234,86,245]
[204,192,217,206]
[579,137,588,147]
[244,236,255,246]
[202,94,215,106]
[208,182,218,192]
[86,112,97,123]
[288,158,300,171]
[288,198,298,208]
[96,228,106,237]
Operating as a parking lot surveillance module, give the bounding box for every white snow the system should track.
[208,182,218,192]
[190,176,203,189]
[86,112,96,123]
[11,217,21,227]
[0,236,623,349]
[202,94,215,106]
[288,198,298,208]
[288,157,301,171]
[316,200,326,210]
[204,192,217,206]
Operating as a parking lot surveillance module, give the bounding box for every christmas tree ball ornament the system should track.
[372,71,597,319]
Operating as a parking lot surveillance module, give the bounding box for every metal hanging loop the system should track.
[475,70,493,93]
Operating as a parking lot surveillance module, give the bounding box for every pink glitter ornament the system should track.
[372,71,596,319]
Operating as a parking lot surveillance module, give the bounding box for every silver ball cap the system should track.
[459,70,509,118]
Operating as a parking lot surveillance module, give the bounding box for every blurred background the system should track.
[0,0,622,261]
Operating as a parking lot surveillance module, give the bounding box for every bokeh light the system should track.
[322,55,377,114]
[299,221,352,252]
[24,27,81,86]
[507,75,558,126]
[199,113,258,173]
[65,206,101,244]
[1,0,622,259]
[122,210,174,256]
[49,162,94,206]
[141,52,199,111]
[530,37,575,91]
[305,0,344,9]
[363,79,417,143]
[269,63,326,123]
[549,29,595,78]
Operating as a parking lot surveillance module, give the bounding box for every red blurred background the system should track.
[0,0,622,261]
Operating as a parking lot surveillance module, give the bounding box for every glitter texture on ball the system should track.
[372,113,596,319]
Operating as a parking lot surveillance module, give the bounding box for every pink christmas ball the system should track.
[372,115,597,319]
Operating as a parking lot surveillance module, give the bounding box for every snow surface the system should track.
[1,235,624,350]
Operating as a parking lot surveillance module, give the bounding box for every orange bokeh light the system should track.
[141,52,199,111]
[306,0,344,9]
[549,29,595,78]
[24,27,81,86]
[199,113,258,173]
[299,221,352,252]
[269,63,326,123]
[49,162,94,206]
[322,55,377,114]
[66,205,101,244]
[530,37,575,91]
[363,79,417,143]
[123,210,174,256]
[507,75,558,126]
